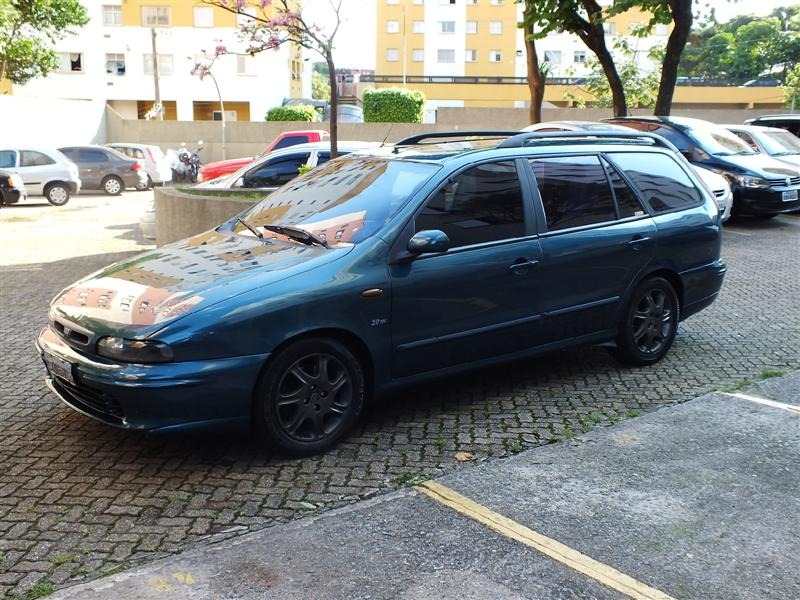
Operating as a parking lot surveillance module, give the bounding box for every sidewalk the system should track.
[51,372,799,600]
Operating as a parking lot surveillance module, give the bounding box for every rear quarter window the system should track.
[0,150,16,169]
[608,152,703,214]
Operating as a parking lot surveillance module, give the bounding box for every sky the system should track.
[305,0,798,70]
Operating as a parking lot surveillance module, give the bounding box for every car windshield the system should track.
[687,126,756,156]
[232,156,440,247]
[758,130,800,155]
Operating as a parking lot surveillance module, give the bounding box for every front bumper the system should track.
[68,181,81,194]
[1,188,22,204]
[36,326,268,433]
[736,186,800,215]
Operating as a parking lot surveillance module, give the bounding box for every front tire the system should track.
[103,176,123,195]
[45,183,70,206]
[254,338,365,456]
[609,276,679,366]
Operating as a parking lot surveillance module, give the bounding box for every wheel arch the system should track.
[635,268,684,314]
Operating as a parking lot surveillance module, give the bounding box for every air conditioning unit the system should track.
[212,110,237,121]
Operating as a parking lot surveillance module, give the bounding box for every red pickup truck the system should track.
[197,129,329,182]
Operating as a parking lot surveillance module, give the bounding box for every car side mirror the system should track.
[407,230,450,255]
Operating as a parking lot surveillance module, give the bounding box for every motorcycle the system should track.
[168,140,203,183]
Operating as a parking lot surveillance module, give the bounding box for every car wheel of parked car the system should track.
[135,176,152,191]
[45,183,70,206]
[255,338,365,455]
[103,176,123,195]
[609,276,679,366]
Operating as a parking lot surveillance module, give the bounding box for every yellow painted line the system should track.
[417,480,675,600]
[722,392,800,414]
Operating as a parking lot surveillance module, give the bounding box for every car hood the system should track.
[715,153,800,178]
[49,229,352,338]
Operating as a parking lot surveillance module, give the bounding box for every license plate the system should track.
[783,189,798,202]
[43,351,75,385]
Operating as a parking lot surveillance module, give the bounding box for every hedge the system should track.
[363,88,425,123]
[265,104,320,122]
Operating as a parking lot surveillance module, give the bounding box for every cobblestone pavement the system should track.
[1,197,798,598]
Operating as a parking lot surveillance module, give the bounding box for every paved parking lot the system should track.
[0,196,798,598]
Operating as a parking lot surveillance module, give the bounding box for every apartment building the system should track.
[374,0,669,111]
[15,0,308,121]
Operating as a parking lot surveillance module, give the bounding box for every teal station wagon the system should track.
[37,131,726,455]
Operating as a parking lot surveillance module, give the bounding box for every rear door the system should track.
[240,152,312,191]
[527,154,657,344]
[77,148,112,188]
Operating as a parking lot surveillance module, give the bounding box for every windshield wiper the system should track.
[237,217,265,240]
[263,224,329,248]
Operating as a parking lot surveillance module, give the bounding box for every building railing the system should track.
[360,74,778,87]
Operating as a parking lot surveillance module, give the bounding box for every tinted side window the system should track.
[530,156,615,231]
[244,154,309,187]
[0,150,16,168]
[602,158,647,218]
[415,161,524,248]
[20,151,56,167]
[609,152,702,213]
[273,136,310,151]
[80,149,109,162]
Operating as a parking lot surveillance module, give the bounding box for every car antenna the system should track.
[380,124,395,148]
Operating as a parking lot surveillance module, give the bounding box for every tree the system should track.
[521,4,546,124]
[204,0,344,157]
[520,0,629,117]
[312,70,330,101]
[585,39,662,108]
[784,63,800,110]
[0,0,88,86]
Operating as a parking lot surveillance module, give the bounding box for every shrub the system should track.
[363,88,425,123]
[265,104,320,122]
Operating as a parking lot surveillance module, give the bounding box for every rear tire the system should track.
[254,338,365,456]
[103,176,123,195]
[45,183,70,206]
[608,276,679,366]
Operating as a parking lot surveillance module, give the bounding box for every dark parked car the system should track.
[58,145,147,195]
[0,169,26,205]
[605,116,800,217]
[37,131,726,455]
[744,114,800,137]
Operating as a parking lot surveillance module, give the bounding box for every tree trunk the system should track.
[655,0,692,116]
[524,11,545,124]
[326,53,338,158]
[578,1,627,117]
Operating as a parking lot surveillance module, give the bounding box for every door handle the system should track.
[627,236,652,250]
[509,259,540,273]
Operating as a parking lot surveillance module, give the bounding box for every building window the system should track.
[193,7,213,27]
[141,6,170,27]
[439,21,455,34]
[465,49,477,62]
[386,48,399,62]
[490,0,503,4]
[439,0,456,4]
[603,22,616,34]
[143,53,173,75]
[489,21,502,34]
[466,21,477,34]
[59,53,84,73]
[387,20,399,33]
[412,49,424,62]
[102,5,121,26]
[544,50,561,64]
[238,55,256,76]
[438,49,455,63]
[412,20,424,33]
[574,50,586,63]
[105,53,126,75]
[489,50,502,62]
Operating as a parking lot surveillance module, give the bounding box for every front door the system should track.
[390,160,543,379]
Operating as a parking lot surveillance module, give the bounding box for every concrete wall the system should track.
[154,186,257,246]
[1,96,107,146]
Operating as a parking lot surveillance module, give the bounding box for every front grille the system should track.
[713,189,726,198]
[51,318,93,350]
[767,176,800,187]
[51,375,125,424]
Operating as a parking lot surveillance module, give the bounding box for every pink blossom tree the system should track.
[203,0,344,157]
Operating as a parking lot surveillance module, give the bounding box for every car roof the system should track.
[721,124,789,133]
[745,114,800,123]
[523,120,631,131]
[106,142,161,149]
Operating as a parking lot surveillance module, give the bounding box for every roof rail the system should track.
[394,131,519,147]
[496,131,678,152]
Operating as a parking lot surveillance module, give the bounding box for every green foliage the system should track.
[312,61,329,77]
[0,0,89,85]
[265,104,320,122]
[363,88,425,123]
[585,39,662,108]
[312,71,330,101]
[784,64,800,108]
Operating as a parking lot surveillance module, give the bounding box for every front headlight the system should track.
[97,336,174,363]
[8,173,23,188]
[724,173,770,189]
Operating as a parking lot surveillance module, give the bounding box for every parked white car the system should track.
[105,142,173,188]
[722,124,800,169]
[0,147,81,205]
[693,165,732,222]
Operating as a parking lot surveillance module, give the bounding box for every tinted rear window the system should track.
[608,152,702,213]
[273,136,309,151]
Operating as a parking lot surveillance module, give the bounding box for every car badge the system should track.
[787,177,792,186]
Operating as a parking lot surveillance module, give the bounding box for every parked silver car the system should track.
[106,142,173,188]
[58,146,147,195]
[0,146,81,205]
[723,124,800,169]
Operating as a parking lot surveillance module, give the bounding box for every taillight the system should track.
[131,162,141,171]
